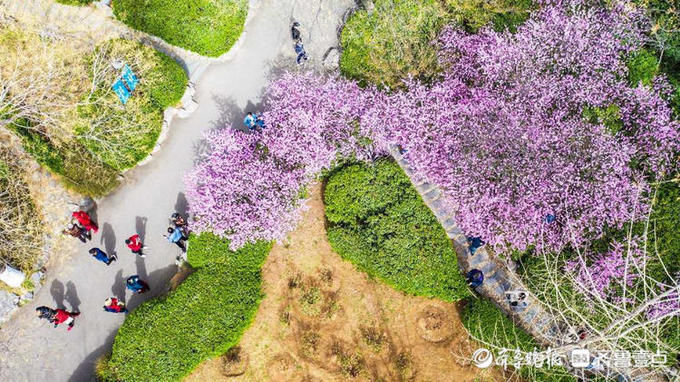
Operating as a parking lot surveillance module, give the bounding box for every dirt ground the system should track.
[186,183,505,382]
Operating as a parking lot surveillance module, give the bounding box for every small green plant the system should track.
[300,331,321,358]
[299,285,322,316]
[360,326,385,351]
[627,48,659,87]
[55,0,93,5]
[331,343,365,378]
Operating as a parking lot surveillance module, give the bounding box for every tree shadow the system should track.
[100,223,117,256]
[68,328,116,382]
[111,269,126,301]
[65,281,81,313]
[135,216,147,243]
[50,279,65,309]
[127,264,178,311]
[174,192,188,217]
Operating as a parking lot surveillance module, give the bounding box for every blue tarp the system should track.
[112,79,130,104]
[122,64,138,91]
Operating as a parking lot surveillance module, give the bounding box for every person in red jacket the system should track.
[52,308,80,331]
[103,297,127,313]
[72,210,98,233]
[125,234,145,257]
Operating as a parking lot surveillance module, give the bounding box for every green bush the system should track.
[461,297,577,382]
[55,0,93,5]
[113,0,248,57]
[8,121,120,197]
[627,48,659,87]
[75,39,187,172]
[446,0,533,33]
[324,160,470,302]
[106,233,271,381]
[339,0,449,89]
[0,148,43,271]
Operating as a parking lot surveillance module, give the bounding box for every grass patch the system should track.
[75,39,187,172]
[113,0,248,57]
[105,233,271,381]
[461,297,577,381]
[324,159,470,302]
[339,0,449,89]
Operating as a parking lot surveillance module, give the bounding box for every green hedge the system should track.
[105,234,271,381]
[113,0,248,57]
[324,160,470,302]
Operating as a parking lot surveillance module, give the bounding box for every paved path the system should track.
[0,0,354,380]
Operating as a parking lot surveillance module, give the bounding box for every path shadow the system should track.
[100,223,116,256]
[65,281,81,313]
[50,280,65,309]
[111,269,126,301]
[135,216,148,243]
[174,192,188,217]
[128,264,178,311]
[68,328,116,382]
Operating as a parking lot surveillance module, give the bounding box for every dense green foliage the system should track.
[634,0,680,112]
[113,0,248,57]
[8,121,120,197]
[75,39,187,172]
[324,160,470,302]
[105,233,271,381]
[446,0,533,33]
[339,0,533,89]
[461,297,577,382]
[627,48,659,87]
[55,0,93,5]
[339,0,449,89]
[0,147,43,271]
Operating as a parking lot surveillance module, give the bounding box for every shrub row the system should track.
[103,233,271,381]
[324,159,470,302]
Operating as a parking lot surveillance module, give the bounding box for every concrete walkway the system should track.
[0,0,354,380]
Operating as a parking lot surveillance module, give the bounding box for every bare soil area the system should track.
[186,183,505,382]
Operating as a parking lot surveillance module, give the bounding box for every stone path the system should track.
[0,0,355,380]
[388,146,636,381]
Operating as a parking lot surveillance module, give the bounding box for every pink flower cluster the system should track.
[565,239,648,300]
[366,2,680,252]
[185,73,381,249]
[186,1,680,254]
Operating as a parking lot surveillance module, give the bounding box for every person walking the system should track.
[62,223,89,243]
[295,41,308,65]
[72,210,98,233]
[103,297,127,313]
[35,306,56,322]
[164,226,187,252]
[126,275,149,294]
[244,112,256,130]
[466,269,484,288]
[171,212,187,228]
[125,234,145,258]
[89,247,116,266]
[52,308,80,331]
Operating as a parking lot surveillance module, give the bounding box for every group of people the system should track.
[43,209,190,331]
